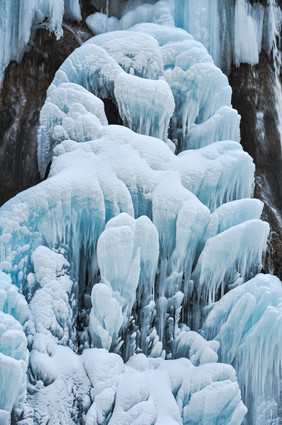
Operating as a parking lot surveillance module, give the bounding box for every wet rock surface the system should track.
[229,48,282,278]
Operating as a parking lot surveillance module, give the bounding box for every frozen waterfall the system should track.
[0,3,281,425]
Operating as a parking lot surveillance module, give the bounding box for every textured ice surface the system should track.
[38,82,108,176]
[25,247,91,424]
[88,30,164,80]
[202,274,282,425]
[86,0,281,71]
[0,272,29,325]
[128,22,238,150]
[0,271,29,423]
[48,43,123,100]
[114,72,175,141]
[193,219,269,306]
[186,106,241,150]
[178,141,254,212]
[202,198,264,243]
[2,124,258,290]
[174,327,219,366]
[89,283,123,351]
[39,23,240,168]
[0,312,28,423]
[90,214,159,353]
[83,350,246,425]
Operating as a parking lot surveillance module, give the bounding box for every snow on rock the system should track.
[202,273,282,425]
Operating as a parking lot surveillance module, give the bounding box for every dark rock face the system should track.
[0,23,92,206]
[229,49,282,278]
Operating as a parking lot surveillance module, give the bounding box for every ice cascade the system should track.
[0,14,280,425]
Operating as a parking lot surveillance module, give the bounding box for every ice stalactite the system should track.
[172,0,282,72]
[0,0,82,88]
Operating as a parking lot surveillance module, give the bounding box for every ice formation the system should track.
[0,273,29,424]
[173,0,282,71]
[86,0,282,72]
[0,0,82,87]
[202,274,282,425]
[0,4,280,425]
